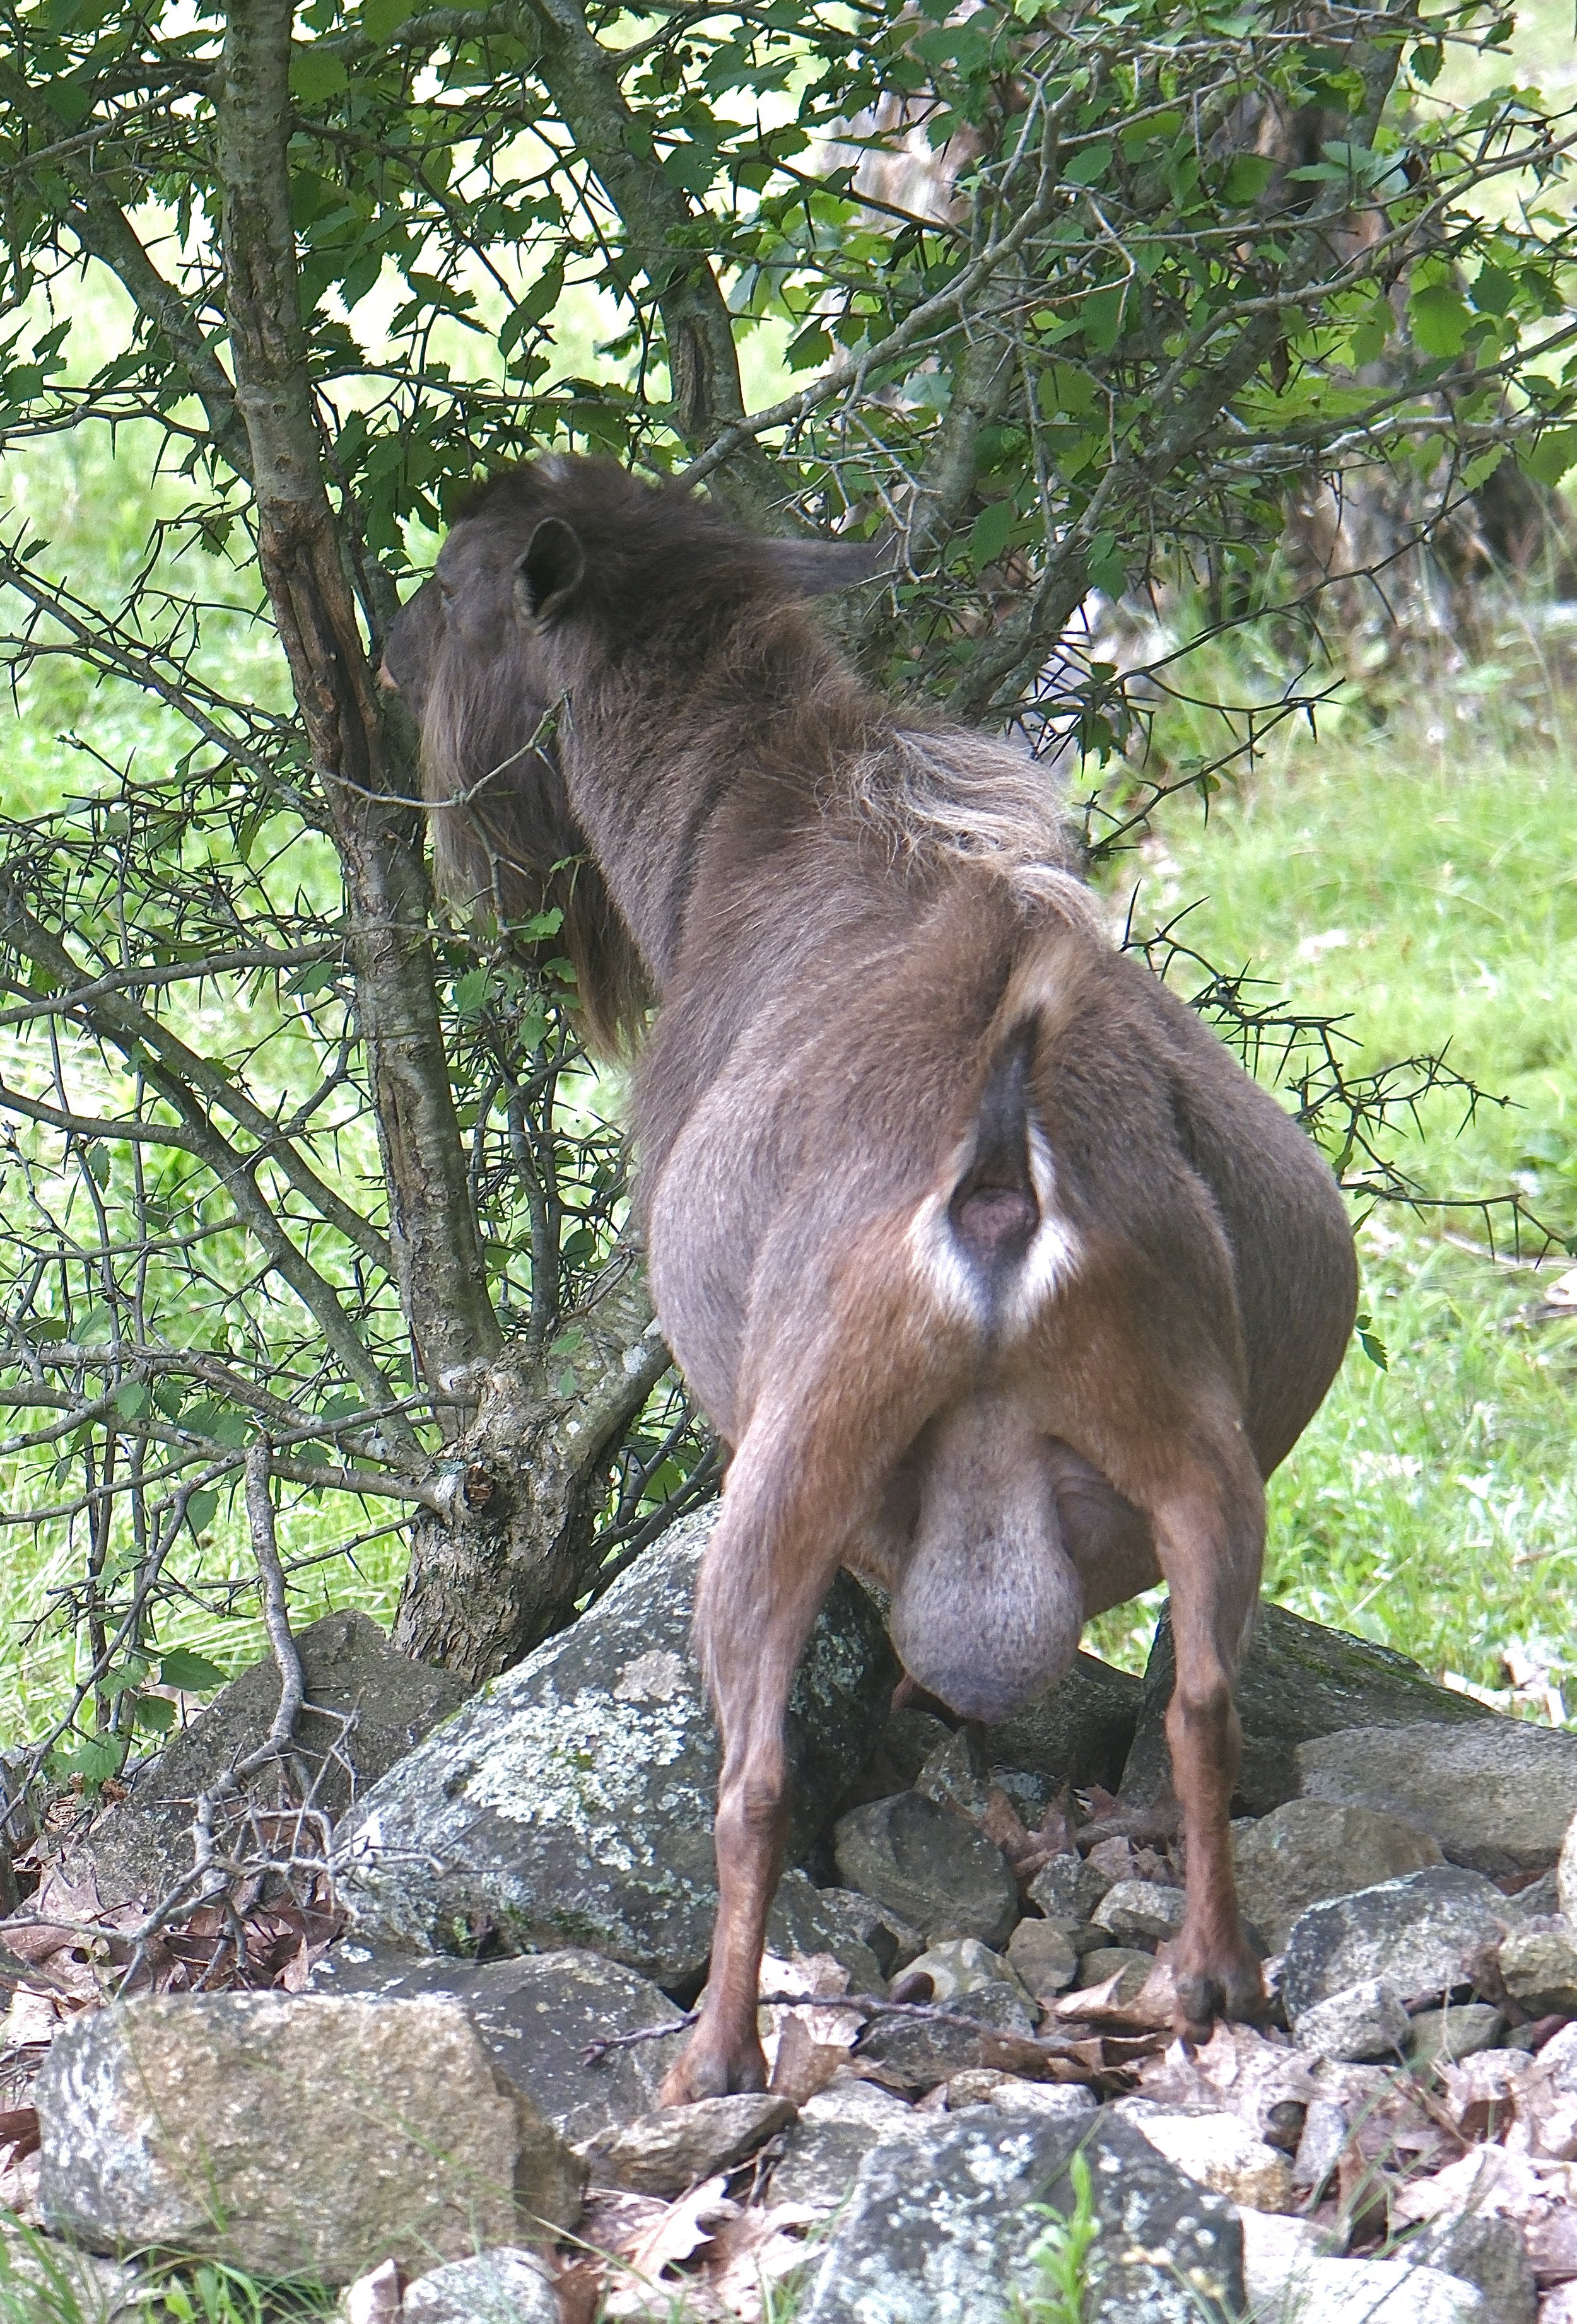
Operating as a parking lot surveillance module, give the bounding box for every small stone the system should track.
[1075,1947,1155,2004]
[1561,1806,1577,1924]
[1115,2099,1296,2212]
[853,1978,1037,2088]
[402,2248,558,2324]
[1292,1979,1410,2064]
[941,2070,1096,2122]
[769,2080,925,2211]
[814,1888,923,1977]
[1400,2214,1536,2324]
[985,2077,1097,2121]
[902,1936,1036,2011]
[1499,1926,1577,2016]
[1503,1868,1561,1920]
[1281,1866,1509,2022]
[1407,2004,1506,2070]
[1240,2211,1327,2310]
[916,1729,992,1821]
[1005,1918,1079,1995]
[1298,1721,1577,1876]
[798,2110,1243,2323]
[1091,1878,1187,1944]
[35,1994,582,2284]
[1233,1799,1445,1952]
[1280,2258,1487,2321]
[832,1790,1018,1947]
[1084,1835,1140,1884]
[1026,1851,1108,1925]
[577,2093,795,2196]
[1292,2098,1347,2195]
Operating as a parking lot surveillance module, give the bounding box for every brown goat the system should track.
[384,455,1358,2100]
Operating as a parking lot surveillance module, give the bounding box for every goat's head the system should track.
[382,455,879,1048]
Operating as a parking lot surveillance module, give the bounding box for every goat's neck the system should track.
[559,652,850,987]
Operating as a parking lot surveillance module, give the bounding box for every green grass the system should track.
[1086,649,1577,1703]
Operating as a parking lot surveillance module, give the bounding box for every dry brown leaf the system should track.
[769,2013,848,2105]
[696,2200,823,2320]
[628,2173,737,2279]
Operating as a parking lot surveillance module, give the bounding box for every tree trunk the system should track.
[390,1256,672,1680]
[216,0,498,1402]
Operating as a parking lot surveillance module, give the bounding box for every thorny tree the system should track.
[0,0,1574,1833]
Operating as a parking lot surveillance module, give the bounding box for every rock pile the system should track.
[6,1509,1577,2323]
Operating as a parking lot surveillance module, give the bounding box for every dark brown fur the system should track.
[385,456,1359,2096]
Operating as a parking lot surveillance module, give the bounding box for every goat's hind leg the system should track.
[659,1459,845,2103]
[1148,1452,1267,2040]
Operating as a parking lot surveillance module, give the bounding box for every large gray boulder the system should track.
[1232,1798,1445,1952]
[1120,1601,1494,1816]
[799,2109,1243,2323]
[337,1511,896,1986]
[35,1994,582,2284]
[1296,1720,1577,1875]
[307,1942,688,2141]
[57,1610,469,1911]
[1280,1866,1510,2024]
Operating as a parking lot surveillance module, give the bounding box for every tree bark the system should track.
[216,0,499,1398]
[390,1254,672,1680]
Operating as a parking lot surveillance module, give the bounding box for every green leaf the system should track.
[185,1488,220,1535]
[114,1380,151,1420]
[1520,427,1577,488]
[1354,1311,1389,1371]
[159,1647,230,1693]
[1462,445,1506,493]
[363,0,419,40]
[292,47,349,105]
[1086,530,1126,597]
[968,499,1016,569]
[1222,154,1274,205]
[50,1734,124,1789]
[1080,286,1126,355]
[1064,143,1113,188]
[101,1658,149,1698]
[1409,283,1471,360]
[786,322,833,371]
[136,1696,177,1733]
[454,967,490,1016]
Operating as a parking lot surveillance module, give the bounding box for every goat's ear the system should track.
[766,535,886,597]
[513,517,586,621]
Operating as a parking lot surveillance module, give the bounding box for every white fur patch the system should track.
[906,1157,985,1324]
[1002,1125,1082,1330]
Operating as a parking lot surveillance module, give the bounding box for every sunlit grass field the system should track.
[1086,652,1577,1704]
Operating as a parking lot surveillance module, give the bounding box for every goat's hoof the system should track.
[1173,1942,1265,2047]
[658,2031,768,2106]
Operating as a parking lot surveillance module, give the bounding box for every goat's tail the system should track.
[924,923,1092,1330]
